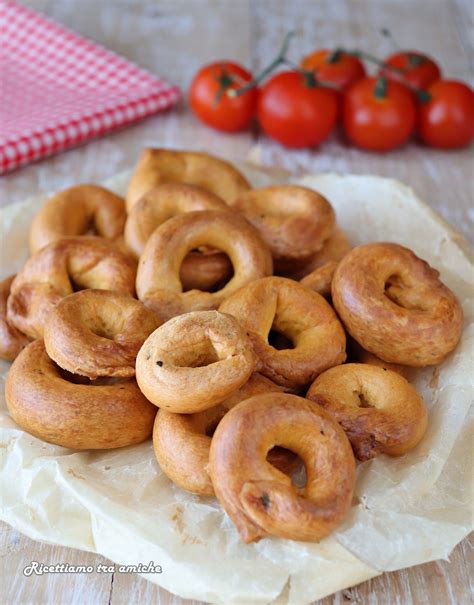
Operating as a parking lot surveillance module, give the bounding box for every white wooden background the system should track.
[1,1,472,603]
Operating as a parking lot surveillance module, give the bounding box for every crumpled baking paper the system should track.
[0,165,472,605]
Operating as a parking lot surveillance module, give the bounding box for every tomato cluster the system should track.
[189,48,473,151]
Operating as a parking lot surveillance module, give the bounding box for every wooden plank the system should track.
[0,525,112,605]
[452,0,474,68]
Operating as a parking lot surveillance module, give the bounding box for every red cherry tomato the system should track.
[189,62,258,132]
[257,71,339,148]
[301,49,366,91]
[418,80,474,149]
[343,77,416,151]
[380,51,441,90]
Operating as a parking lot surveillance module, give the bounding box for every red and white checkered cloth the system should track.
[0,0,181,174]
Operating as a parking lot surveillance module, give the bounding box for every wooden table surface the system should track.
[1,1,472,604]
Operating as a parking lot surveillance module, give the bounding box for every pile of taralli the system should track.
[1,149,464,544]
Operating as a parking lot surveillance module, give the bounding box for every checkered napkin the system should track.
[0,0,181,174]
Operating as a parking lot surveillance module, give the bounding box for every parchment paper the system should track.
[1,165,472,605]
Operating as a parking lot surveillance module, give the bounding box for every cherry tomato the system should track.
[189,62,258,132]
[418,80,474,149]
[257,71,339,148]
[343,77,416,151]
[380,51,441,90]
[301,49,366,91]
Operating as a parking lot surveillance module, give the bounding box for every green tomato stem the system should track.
[374,76,388,98]
[347,49,431,101]
[225,32,431,102]
[327,48,344,63]
[228,31,296,98]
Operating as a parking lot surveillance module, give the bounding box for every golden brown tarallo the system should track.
[209,393,356,543]
[124,182,228,258]
[332,242,463,366]
[136,311,258,413]
[220,276,346,389]
[231,185,335,264]
[0,275,30,361]
[29,184,126,253]
[300,260,339,298]
[5,340,156,450]
[278,227,352,279]
[126,148,250,211]
[7,236,136,339]
[179,250,233,292]
[125,182,233,291]
[44,290,162,379]
[153,373,297,496]
[307,363,428,461]
[136,210,273,321]
[347,337,411,379]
